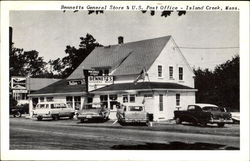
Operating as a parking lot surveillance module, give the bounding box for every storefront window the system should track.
[87,97,93,103]
[74,96,81,110]
[109,95,117,110]
[66,96,73,108]
[100,95,108,108]
[130,95,135,103]
[40,97,44,102]
[46,97,54,102]
[123,95,136,103]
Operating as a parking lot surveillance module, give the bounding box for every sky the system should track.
[9,11,239,70]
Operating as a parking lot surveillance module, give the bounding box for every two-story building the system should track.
[29,36,197,121]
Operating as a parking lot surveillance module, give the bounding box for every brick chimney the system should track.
[118,36,124,44]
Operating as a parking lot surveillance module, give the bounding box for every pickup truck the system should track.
[174,104,233,127]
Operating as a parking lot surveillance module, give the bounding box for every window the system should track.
[169,66,173,79]
[104,69,109,76]
[40,97,44,102]
[46,97,54,102]
[129,95,135,103]
[176,94,180,106]
[159,94,163,111]
[74,96,81,110]
[87,97,93,103]
[179,67,183,80]
[66,96,73,108]
[123,95,136,103]
[123,95,128,103]
[100,95,108,108]
[109,95,117,110]
[158,65,163,77]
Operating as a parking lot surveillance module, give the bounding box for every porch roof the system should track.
[90,82,196,93]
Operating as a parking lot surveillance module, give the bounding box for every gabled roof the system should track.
[67,36,171,79]
[90,82,196,93]
[29,79,86,96]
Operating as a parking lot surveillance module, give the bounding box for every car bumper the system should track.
[209,119,233,123]
[77,114,103,119]
[124,119,148,123]
[32,114,52,118]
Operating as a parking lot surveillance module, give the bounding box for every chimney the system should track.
[118,36,124,44]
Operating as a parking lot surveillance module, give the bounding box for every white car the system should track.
[32,102,75,121]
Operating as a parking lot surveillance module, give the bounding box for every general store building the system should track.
[29,36,197,121]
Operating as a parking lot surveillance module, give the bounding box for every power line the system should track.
[177,47,239,49]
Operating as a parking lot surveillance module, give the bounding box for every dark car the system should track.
[10,107,23,117]
[174,104,233,127]
[77,103,110,123]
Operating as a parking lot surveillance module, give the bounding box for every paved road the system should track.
[10,118,239,150]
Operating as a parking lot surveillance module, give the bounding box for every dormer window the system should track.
[158,65,163,78]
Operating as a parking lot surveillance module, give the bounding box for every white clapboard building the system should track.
[29,36,197,121]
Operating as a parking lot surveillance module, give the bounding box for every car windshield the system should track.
[202,106,220,111]
[129,106,143,111]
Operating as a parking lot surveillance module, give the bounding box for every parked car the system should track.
[10,106,23,117]
[231,112,240,124]
[116,103,149,125]
[77,103,110,123]
[32,102,75,121]
[174,104,233,127]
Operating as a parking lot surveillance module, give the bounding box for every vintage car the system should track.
[77,103,110,123]
[10,106,23,117]
[32,102,75,121]
[116,103,149,125]
[174,104,233,127]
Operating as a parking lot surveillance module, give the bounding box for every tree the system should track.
[52,33,102,78]
[194,55,239,111]
[9,47,47,78]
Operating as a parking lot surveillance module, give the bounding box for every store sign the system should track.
[88,76,113,91]
[11,77,26,89]
[12,90,28,93]
[88,76,113,83]
[88,70,100,76]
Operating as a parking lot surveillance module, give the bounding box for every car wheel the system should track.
[17,111,22,117]
[69,114,74,119]
[176,117,182,124]
[80,119,84,123]
[37,116,42,121]
[200,122,207,127]
[52,115,59,121]
[217,123,225,127]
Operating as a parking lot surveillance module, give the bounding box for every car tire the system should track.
[217,123,225,127]
[200,122,207,127]
[52,115,59,121]
[17,111,22,117]
[80,119,84,123]
[69,114,74,119]
[176,117,182,124]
